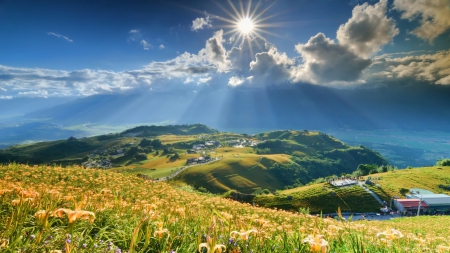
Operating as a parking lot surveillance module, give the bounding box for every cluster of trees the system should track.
[352,164,397,176]
[254,140,284,154]
[436,158,450,166]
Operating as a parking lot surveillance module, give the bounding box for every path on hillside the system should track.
[155,157,222,182]
[358,181,384,205]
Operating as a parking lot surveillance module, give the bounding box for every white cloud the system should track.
[0,96,12,99]
[394,0,450,43]
[199,30,230,72]
[184,77,194,84]
[128,29,141,41]
[0,65,153,98]
[249,48,293,85]
[228,76,245,87]
[197,76,212,85]
[191,15,212,31]
[47,32,73,42]
[337,0,399,58]
[367,50,450,85]
[228,36,267,73]
[159,44,165,49]
[293,33,372,85]
[141,40,153,50]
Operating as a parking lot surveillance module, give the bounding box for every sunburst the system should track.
[214,0,283,45]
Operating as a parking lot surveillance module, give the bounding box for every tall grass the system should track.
[0,163,449,252]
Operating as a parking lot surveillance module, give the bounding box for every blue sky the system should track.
[1,0,449,99]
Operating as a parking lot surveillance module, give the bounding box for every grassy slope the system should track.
[254,183,383,213]
[0,124,211,164]
[364,166,450,202]
[173,147,290,193]
[2,164,450,252]
[255,166,450,214]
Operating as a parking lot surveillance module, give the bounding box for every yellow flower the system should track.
[198,236,226,253]
[376,228,404,241]
[303,234,329,253]
[53,208,95,223]
[153,222,169,238]
[230,229,257,241]
[0,239,9,248]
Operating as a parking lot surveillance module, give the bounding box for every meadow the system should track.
[1,164,449,253]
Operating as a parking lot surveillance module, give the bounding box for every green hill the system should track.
[254,183,383,213]
[174,130,387,193]
[254,166,450,213]
[0,124,217,165]
[0,126,387,195]
[121,124,219,136]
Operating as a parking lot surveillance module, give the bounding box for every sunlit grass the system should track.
[1,163,450,253]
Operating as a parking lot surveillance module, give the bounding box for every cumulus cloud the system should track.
[293,33,372,85]
[249,48,293,85]
[159,44,165,49]
[141,40,153,50]
[191,15,212,31]
[394,0,450,43]
[47,32,73,42]
[337,0,398,58]
[199,30,230,72]
[368,50,450,85]
[228,76,245,87]
[227,36,267,73]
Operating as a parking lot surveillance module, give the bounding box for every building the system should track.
[394,199,428,212]
[405,193,450,212]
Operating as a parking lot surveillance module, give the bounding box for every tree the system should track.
[356,164,378,176]
[126,146,142,156]
[151,139,162,148]
[436,159,450,166]
[139,138,152,147]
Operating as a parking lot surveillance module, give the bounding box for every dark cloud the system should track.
[249,49,292,85]
[294,33,372,85]
[227,37,267,73]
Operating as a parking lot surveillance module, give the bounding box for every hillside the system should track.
[254,183,383,213]
[0,164,449,253]
[255,166,450,213]
[0,126,386,194]
[174,130,386,193]
[0,124,217,165]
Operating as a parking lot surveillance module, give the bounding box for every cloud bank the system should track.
[393,0,450,43]
[2,0,449,98]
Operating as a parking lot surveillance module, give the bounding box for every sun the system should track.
[238,17,254,34]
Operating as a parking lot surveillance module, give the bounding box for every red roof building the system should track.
[394,199,428,212]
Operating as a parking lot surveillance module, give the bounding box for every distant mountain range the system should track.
[18,83,450,132]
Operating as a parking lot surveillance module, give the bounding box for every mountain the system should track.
[0,125,386,194]
[173,129,386,193]
[21,84,450,132]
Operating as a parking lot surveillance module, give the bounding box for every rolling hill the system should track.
[254,166,450,213]
[0,125,387,194]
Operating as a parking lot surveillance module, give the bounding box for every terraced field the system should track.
[364,166,450,202]
[173,152,290,193]
[254,183,383,213]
